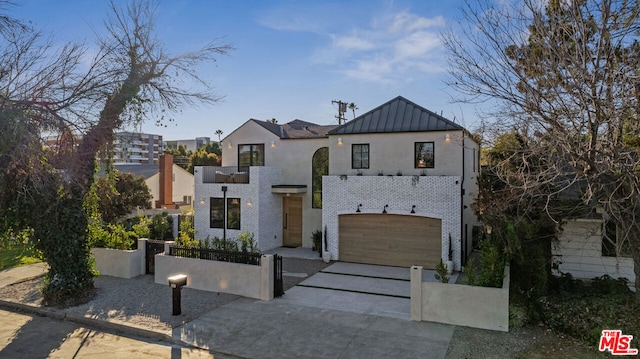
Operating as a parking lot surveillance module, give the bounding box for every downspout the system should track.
[460,131,466,268]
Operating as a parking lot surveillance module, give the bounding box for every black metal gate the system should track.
[146,239,166,274]
[274,254,283,297]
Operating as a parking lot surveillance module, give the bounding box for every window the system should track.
[210,198,224,228]
[415,142,434,168]
[352,144,369,169]
[312,147,329,208]
[209,197,241,230]
[227,198,241,230]
[602,221,631,257]
[238,144,264,172]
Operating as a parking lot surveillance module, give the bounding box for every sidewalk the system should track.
[0,263,454,359]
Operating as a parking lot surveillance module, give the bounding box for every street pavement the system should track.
[0,261,455,359]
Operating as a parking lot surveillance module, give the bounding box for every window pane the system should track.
[415,142,434,168]
[227,198,241,230]
[238,145,252,172]
[209,198,224,228]
[352,144,369,169]
[312,147,329,209]
[253,144,264,166]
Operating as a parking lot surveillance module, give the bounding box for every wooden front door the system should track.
[283,197,302,247]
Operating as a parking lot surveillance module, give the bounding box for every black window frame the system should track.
[238,143,265,173]
[415,142,435,169]
[312,147,329,209]
[209,197,241,230]
[209,198,224,228]
[351,144,369,169]
[227,198,241,230]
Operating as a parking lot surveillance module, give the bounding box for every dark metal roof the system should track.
[328,96,464,135]
[114,164,159,179]
[253,119,337,139]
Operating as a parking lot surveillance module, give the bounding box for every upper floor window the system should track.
[209,197,241,230]
[238,144,264,172]
[352,144,369,169]
[415,142,434,168]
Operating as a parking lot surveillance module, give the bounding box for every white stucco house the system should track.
[193,96,480,270]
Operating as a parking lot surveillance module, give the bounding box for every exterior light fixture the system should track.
[199,198,205,205]
[270,141,275,148]
[382,204,388,214]
[411,205,416,214]
[356,204,362,213]
[445,133,451,142]
[337,137,343,145]
[227,142,232,149]
[247,199,252,207]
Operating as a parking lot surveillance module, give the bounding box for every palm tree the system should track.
[348,102,358,119]
[215,129,223,142]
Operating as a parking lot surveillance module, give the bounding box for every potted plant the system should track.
[322,226,331,263]
[446,234,454,274]
[311,230,322,257]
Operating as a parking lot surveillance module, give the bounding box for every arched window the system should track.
[312,147,329,209]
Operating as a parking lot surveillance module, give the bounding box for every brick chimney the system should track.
[156,153,177,209]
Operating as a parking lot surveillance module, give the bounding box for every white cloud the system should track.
[322,10,447,84]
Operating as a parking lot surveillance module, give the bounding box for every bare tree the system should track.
[0,0,232,302]
[443,0,640,301]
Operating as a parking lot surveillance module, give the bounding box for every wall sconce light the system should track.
[485,224,492,235]
[445,133,451,142]
[270,141,275,148]
[337,137,343,145]
[410,205,416,214]
[356,204,362,213]
[227,142,232,149]
[199,198,205,205]
[247,199,253,207]
[382,204,388,214]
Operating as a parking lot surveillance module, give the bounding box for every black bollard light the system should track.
[168,274,188,315]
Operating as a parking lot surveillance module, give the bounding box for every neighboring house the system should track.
[553,216,635,288]
[113,131,164,164]
[116,154,194,209]
[193,96,480,270]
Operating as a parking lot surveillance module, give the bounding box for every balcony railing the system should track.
[202,166,250,184]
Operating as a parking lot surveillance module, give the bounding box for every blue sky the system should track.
[9,0,483,141]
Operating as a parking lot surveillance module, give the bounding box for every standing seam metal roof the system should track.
[327,96,464,135]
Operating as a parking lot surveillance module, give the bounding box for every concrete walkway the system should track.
[0,261,456,359]
[0,262,47,288]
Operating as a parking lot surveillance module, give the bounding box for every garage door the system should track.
[339,214,442,268]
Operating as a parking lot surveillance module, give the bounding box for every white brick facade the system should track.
[194,166,283,251]
[322,175,462,270]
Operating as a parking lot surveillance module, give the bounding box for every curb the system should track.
[0,299,191,349]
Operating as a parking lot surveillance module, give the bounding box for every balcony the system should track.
[202,166,250,184]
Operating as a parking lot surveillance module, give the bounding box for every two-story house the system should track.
[193,96,480,270]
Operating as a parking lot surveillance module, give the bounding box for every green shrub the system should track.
[150,212,173,240]
[434,259,450,283]
[479,240,504,287]
[238,231,259,253]
[131,216,151,239]
[464,258,477,286]
[311,230,322,251]
[540,274,639,344]
[104,223,134,250]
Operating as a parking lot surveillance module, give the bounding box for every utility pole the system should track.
[332,100,348,125]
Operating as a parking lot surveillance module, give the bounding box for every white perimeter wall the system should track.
[322,175,462,270]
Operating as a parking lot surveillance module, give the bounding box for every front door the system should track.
[283,197,302,247]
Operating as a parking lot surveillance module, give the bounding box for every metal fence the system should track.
[169,245,262,266]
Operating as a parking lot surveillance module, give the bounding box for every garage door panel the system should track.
[339,214,442,268]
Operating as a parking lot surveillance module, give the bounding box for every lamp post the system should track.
[221,185,227,242]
